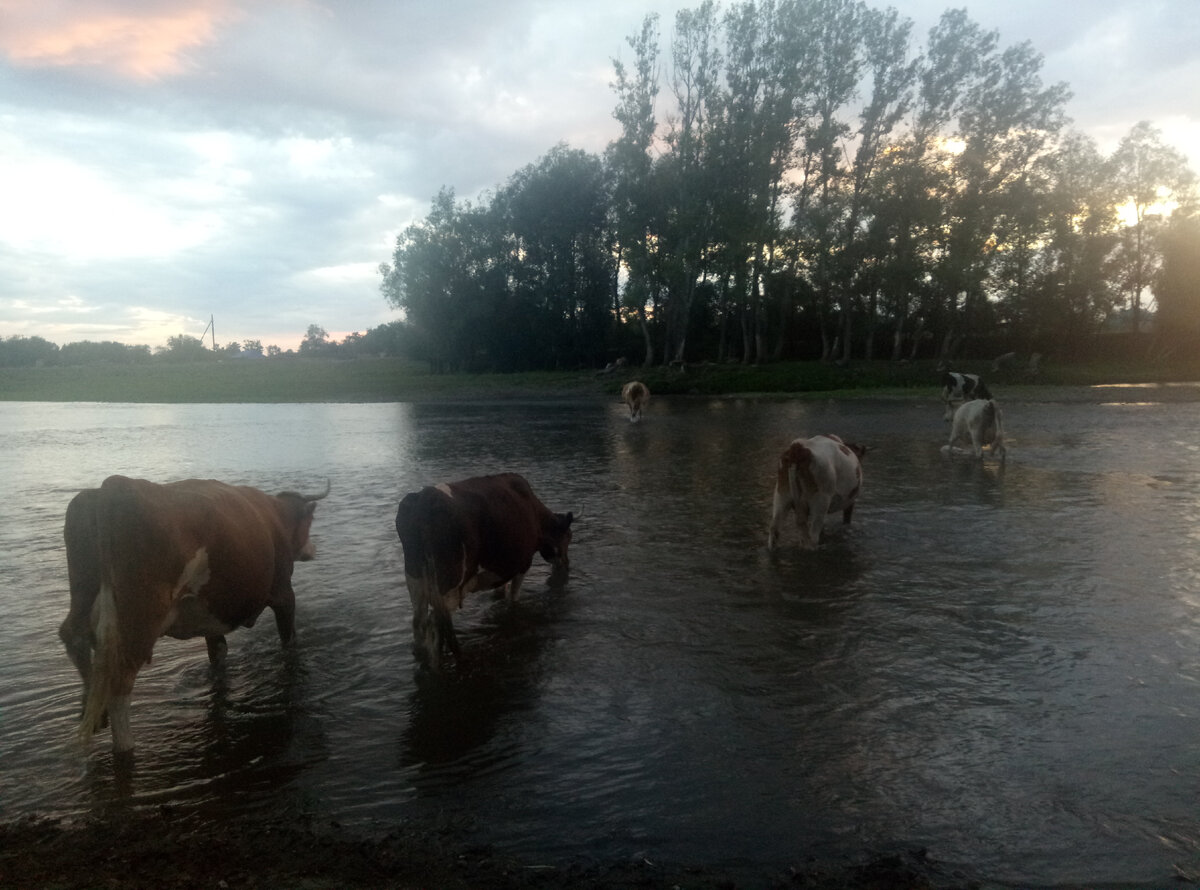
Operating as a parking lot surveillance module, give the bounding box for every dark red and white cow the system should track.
[767,434,867,552]
[621,380,649,422]
[941,371,992,420]
[59,475,327,753]
[944,398,1007,462]
[395,473,573,669]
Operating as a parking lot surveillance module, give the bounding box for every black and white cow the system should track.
[941,371,992,421]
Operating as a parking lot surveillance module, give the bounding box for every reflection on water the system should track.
[1,397,1200,886]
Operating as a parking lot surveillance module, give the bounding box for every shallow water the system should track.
[1,396,1199,886]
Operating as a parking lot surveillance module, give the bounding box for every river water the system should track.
[1,394,1198,886]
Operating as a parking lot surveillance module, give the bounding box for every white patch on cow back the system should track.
[435,483,453,498]
[162,547,235,639]
[175,547,211,597]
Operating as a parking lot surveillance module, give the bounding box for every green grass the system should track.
[2,355,1199,403]
[0,359,600,403]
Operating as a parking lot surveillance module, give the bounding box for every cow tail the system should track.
[79,582,121,744]
[784,442,811,512]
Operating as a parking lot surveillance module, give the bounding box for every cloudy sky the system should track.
[1,1,1197,352]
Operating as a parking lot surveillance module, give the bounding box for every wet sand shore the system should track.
[0,809,973,890]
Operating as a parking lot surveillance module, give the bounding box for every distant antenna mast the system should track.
[200,314,216,350]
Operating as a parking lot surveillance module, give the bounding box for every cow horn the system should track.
[305,479,331,502]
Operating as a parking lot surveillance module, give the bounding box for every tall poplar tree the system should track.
[1109,121,1197,333]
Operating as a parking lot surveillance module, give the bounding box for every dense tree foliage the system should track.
[380,1,1196,371]
[380,145,615,372]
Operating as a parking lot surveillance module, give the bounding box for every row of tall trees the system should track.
[381,1,1197,372]
[380,149,614,372]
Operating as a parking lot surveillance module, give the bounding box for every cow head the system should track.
[277,480,330,561]
[540,511,574,581]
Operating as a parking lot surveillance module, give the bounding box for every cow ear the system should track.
[563,511,574,527]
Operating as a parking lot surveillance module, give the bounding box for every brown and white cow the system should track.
[767,434,867,552]
[621,380,649,422]
[395,473,573,669]
[944,398,1006,462]
[59,475,327,753]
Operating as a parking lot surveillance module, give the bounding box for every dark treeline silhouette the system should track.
[380,1,1199,372]
[0,323,413,368]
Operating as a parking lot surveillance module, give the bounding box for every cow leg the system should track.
[842,503,855,525]
[205,634,228,665]
[87,662,137,753]
[108,694,134,754]
[417,592,460,669]
[946,419,964,459]
[504,572,526,603]
[413,609,440,669]
[792,497,815,550]
[969,427,984,459]
[802,496,831,549]
[271,586,297,647]
[767,489,789,552]
[406,574,440,669]
[435,606,461,663]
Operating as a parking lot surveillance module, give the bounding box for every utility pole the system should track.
[200,315,216,350]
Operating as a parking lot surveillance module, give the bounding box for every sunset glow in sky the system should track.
[1,0,1197,351]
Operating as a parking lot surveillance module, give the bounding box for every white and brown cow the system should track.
[621,380,649,422]
[767,434,867,552]
[59,475,327,753]
[395,473,573,669]
[941,371,992,420]
[944,398,1006,462]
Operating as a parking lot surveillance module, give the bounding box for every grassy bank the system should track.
[2,355,1200,403]
[0,358,599,403]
